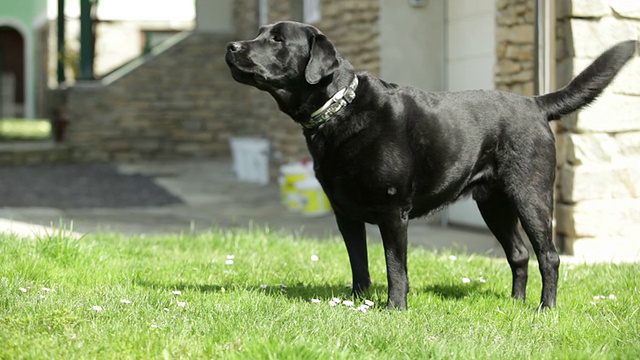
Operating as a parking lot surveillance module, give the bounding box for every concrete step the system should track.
[0,141,71,166]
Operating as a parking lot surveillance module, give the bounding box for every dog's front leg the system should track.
[335,212,371,296]
[378,209,410,310]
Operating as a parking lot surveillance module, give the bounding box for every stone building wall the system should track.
[554,0,640,260]
[65,33,242,162]
[495,0,536,96]
[495,0,640,260]
[64,0,380,168]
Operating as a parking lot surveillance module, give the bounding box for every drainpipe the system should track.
[535,0,559,249]
[57,0,66,84]
[535,0,555,95]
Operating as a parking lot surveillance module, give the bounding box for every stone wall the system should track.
[63,0,380,170]
[495,0,536,96]
[495,0,640,260]
[554,0,640,260]
[65,33,242,162]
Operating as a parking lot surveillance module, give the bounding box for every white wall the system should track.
[195,0,233,34]
[446,0,495,91]
[379,0,445,91]
[445,0,496,228]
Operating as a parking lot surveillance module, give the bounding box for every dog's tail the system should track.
[535,40,638,121]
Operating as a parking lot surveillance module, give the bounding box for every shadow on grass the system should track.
[420,283,503,300]
[135,278,504,305]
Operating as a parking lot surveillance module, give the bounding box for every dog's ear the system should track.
[305,34,339,85]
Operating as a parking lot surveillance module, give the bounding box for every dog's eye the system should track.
[271,35,284,43]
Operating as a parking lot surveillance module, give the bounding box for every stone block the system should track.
[566,133,618,164]
[565,236,640,262]
[616,132,640,158]
[571,56,640,96]
[608,0,640,19]
[559,163,640,202]
[496,24,535,44]
[568,0,611,18]
[505,44,534,61]
[561,92,640,133]
[570,18,640,58]
[556,199,640,237]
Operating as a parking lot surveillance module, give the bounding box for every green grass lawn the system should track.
[1,228,638,359]
[0,118,51,140]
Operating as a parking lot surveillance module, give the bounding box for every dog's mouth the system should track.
[226,53,261,84]
[226,54,273,89]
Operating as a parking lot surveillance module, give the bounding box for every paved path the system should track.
[0,160,503,255]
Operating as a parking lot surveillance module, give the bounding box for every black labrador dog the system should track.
[226,21,637,310]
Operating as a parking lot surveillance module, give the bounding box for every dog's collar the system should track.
[302,75,358,130]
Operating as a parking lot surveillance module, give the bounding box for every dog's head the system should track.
[226,21,352,120]
[226,21,339,89]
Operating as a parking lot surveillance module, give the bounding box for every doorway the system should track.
[0,26,25,118]
[379,0,496,228]
[445,0,496,228]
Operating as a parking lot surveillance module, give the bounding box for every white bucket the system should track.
[229,137,270,184]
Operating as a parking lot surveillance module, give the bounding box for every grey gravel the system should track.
[0,163,183,209]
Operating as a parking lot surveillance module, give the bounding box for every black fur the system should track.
[226,21,638,310]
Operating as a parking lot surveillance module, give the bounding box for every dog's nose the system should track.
[227,42,242,52]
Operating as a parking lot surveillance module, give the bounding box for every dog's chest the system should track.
[314,159,412,223]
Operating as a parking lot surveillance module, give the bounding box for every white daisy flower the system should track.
[311,255,319,262]
[172,290,182,295]
[41,287,52,292]
[225,259,234,265]
[462,277,471,283]
[342,300,355,307]
[120,299,132,304]
[92,305,103,312]
[364,300,374,307]
[259,284,268,289]
[311,298,322,303]
[227,255,235,259]
[449,255,457,261]
[19,287,27,293]
[479,277,487,283]
[608,294,617,300]
[177,301,186,308]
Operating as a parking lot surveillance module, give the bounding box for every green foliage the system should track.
[0,118,51,140]
[1,228,638,359]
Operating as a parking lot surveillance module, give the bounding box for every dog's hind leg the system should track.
[335,213,371,296]
[513,187,559,310]
[504,153,559,310]
[476,190,529,301]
